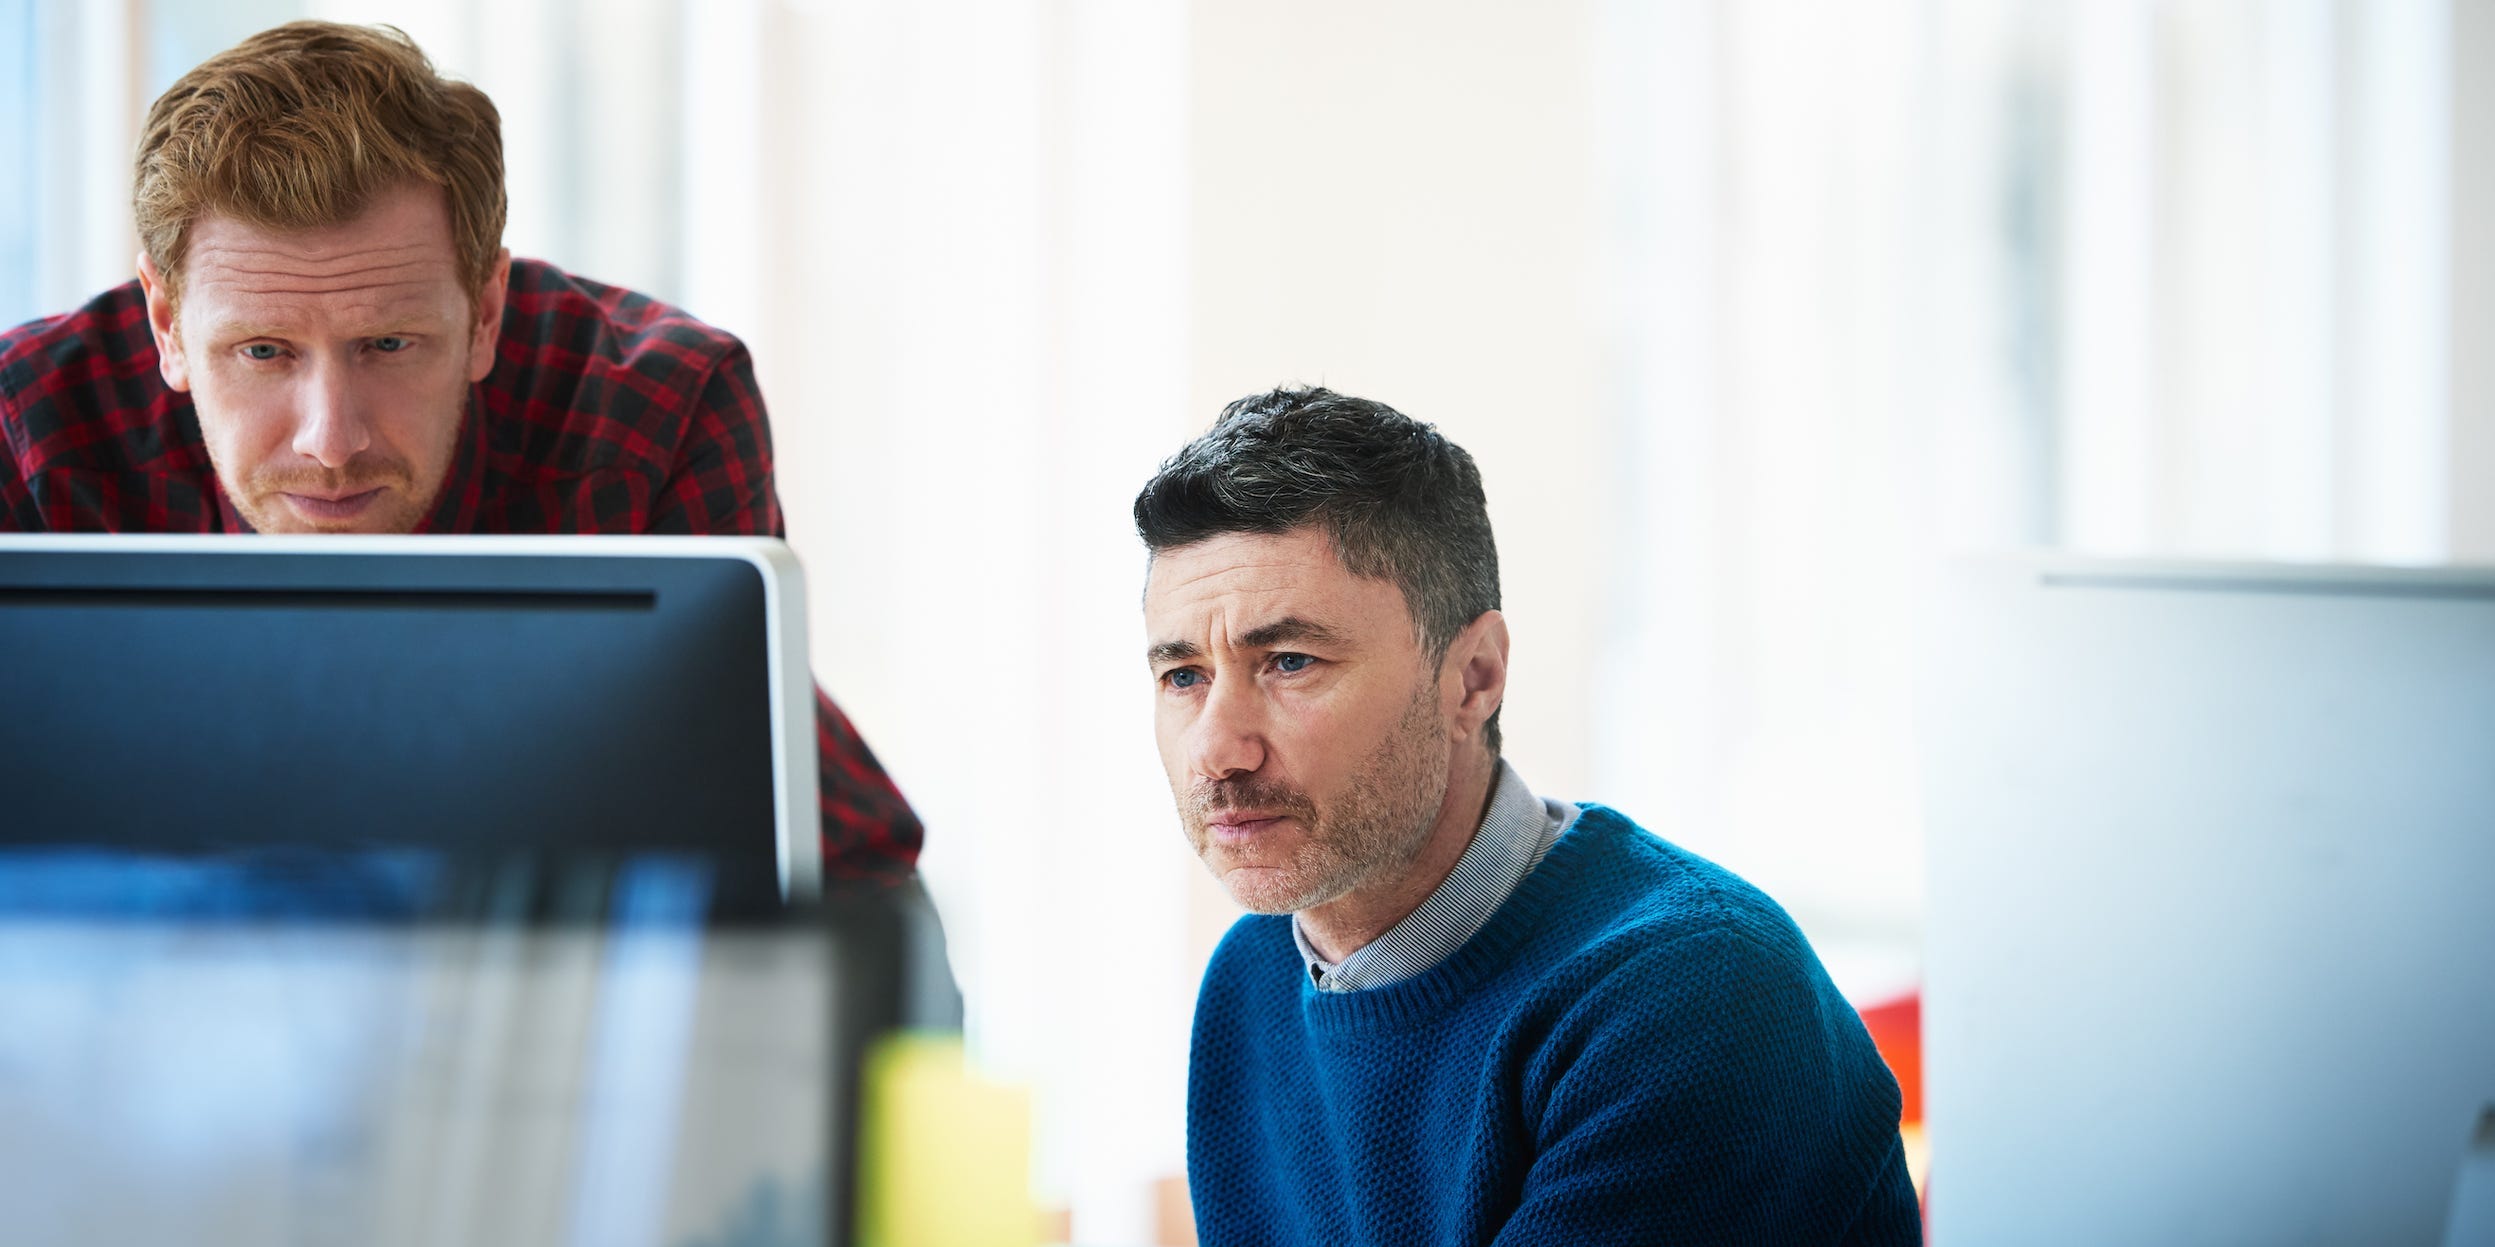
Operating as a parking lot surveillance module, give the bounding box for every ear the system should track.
[466,248,511,383]
[136,252,190,393]
[1439,609,1509,747]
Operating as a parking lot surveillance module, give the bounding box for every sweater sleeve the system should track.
[1492,925,1921,1247]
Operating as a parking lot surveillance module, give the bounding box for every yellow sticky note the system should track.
[855,1031,1039,1247]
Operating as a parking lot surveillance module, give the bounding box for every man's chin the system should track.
[240,486,425,534]
[1215,862,1354,916]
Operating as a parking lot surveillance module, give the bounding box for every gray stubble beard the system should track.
[1186,678,1451,916]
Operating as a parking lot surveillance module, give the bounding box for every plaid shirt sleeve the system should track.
[645,337,778,537]
[0,454,33,530]
[610,292,928,883]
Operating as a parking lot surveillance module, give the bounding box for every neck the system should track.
[1298,745,1501,963]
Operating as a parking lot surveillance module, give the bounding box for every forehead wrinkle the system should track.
[210,288,447,312]
[205,233,437,257]
[1151,553,1316,599]
[199,287,451,316]
[198,285,454,332]
[185,250,461,333]
[192,231,440,262]
[188,229,451,285]
[1143,531,1382,655]
[190,260,447,296]
[216,258,441,282]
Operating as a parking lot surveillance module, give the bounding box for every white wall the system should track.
[2456,0,2495,561]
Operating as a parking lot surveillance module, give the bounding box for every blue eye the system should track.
[242,343,283,362]
[1164,668,1204,691]
[1272,653,1314,674]
[371,336,411,353]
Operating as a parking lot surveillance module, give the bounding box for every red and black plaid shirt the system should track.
[0,257,921,881]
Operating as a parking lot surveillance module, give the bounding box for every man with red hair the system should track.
[0,21,919,876]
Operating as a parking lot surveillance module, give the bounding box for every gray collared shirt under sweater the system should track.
[1292,759,1579,993]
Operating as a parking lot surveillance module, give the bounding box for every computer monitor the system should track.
[0,535,820,900]
[1923,557,2495,1246]
[0,846,933,1247]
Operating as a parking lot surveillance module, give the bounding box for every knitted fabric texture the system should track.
[1186,805,1922,1246]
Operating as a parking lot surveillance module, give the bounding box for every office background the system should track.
[7,0,2491,1240]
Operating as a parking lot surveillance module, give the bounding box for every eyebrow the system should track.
[209,307,452,342]
[210,322,292,342]
[1240,616,1347,650]
[1146,639,1201,667]
[1145,615,1349,667]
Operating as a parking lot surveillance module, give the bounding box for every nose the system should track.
[291,360,372,469]
[1186,670,1268,782]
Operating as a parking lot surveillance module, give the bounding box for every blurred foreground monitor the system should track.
[1924,558,2495,1246]
[0,848,953,1247]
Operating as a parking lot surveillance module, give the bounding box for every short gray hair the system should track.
[1133,386,1502,751]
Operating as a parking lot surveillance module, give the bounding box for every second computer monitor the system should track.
[1923,557,2495,1246]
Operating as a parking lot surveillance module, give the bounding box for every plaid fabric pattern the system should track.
[0,258,922,880]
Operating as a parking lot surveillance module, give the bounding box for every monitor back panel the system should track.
[1924,560,2495,1246]
[0,545,775,858]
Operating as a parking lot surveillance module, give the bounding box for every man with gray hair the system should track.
[1136,386,1919,1244]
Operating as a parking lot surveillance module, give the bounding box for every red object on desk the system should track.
[1857,989,1930,1243]
[1857,990,1922,1126]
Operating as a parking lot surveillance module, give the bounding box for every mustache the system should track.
[251,456,414,496]
[1185,775,1316,822]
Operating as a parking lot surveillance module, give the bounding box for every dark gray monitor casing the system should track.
[0,535,822,900]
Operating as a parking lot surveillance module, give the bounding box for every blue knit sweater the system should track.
[1186,805,1921,1246]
